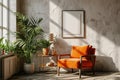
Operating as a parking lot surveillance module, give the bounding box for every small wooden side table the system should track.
[39,54,58,71]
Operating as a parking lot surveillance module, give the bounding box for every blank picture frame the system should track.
[62,10,85,38]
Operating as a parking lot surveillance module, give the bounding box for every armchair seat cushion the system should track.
[58,58,93,69]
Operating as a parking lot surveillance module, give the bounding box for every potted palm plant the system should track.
[14,13,44,73]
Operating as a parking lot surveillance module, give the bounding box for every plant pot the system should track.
[42,48,49,55]
[1,50,5,55]
[24,63,34,74]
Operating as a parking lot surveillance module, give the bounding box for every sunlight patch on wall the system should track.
[0,0,16,42]
[87,25,115,56]
[100,35,115,56]
[2,0,8,40]
[9,0,16,42]
[49,0,61,36]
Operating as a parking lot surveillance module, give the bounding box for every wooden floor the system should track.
[9,71,120,80]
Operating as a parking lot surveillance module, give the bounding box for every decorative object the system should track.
[49,33,54,41]
[39,39,51,55]
[62,10,85,38]
[48,33,57,55]
[42,48,49,55]
[51,47,57,55]
[46,62,55,67]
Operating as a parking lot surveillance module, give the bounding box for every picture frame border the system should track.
[62,10,86,39]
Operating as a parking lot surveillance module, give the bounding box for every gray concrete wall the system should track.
[18,0,49,33]
[19,0,120,72]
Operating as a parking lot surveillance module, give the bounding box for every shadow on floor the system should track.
[9,71,120,80]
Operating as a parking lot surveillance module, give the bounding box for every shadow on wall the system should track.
[95,56,118,71]
[55,38,71,54]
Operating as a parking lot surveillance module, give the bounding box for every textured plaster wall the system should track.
[19,0,120,71]
[19,0,49,32]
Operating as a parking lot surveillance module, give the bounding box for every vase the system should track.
[24,63,34,74]
[42,48,49,55]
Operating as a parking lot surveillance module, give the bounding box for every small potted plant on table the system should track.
[39,39,51,55]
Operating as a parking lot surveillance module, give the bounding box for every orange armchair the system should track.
[57,45,96,79]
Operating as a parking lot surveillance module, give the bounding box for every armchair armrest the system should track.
[58,53,70,59]
[80,55,96,65]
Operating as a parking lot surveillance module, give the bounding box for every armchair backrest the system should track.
[70,45,95,58]
[88,46,96,55]
[70,45,89,58]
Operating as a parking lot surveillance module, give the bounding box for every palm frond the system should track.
[37,18,43,24]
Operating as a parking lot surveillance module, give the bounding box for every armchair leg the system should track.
[92,67,95,75]
[72,69,74,73]
[57,67,60,76]
[79,69,81,79]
